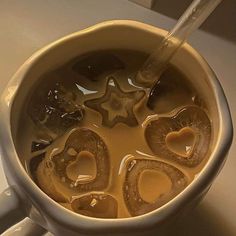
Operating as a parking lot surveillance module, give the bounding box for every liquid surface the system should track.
[16,50,212,218]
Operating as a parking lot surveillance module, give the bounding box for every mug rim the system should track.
[0,20,233,232]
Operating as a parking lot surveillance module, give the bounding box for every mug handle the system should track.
[3,218,47,236]
[0,187,25,233]
[0,187,48,235]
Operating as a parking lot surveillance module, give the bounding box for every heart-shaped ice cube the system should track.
[145,106,211,167]
[123,157,188,216]
[36,128,110,199]
[71,192,118,218]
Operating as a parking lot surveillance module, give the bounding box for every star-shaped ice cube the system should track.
[84,77,145,127]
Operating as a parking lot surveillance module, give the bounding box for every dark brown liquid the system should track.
[16,50,212,218]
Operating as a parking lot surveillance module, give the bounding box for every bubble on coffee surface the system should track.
[145,106,211,167]
[70,192,118,218]
[84,77,145,127]
[45,128,110,192]
[123,157,188,216]
[28,71,84,137]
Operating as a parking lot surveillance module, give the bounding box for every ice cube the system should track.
[84,77,145,127]
[145,106,211,167]
[29,153,45,181]
[72,52,125,81]
[28,76,84,137]
[123,157,188,216]
[50,128,110,192]
[71,192,118,218]
[31,139,52,152]
[147,66,196,113]
[36,158,67,202]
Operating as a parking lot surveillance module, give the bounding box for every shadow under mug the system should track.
[0,20,233,236]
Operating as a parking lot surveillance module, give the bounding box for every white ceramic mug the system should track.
[0,20,233,236]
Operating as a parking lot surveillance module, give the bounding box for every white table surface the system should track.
[0,0,235,235]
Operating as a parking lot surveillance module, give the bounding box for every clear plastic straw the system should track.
[136,0,222,86]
